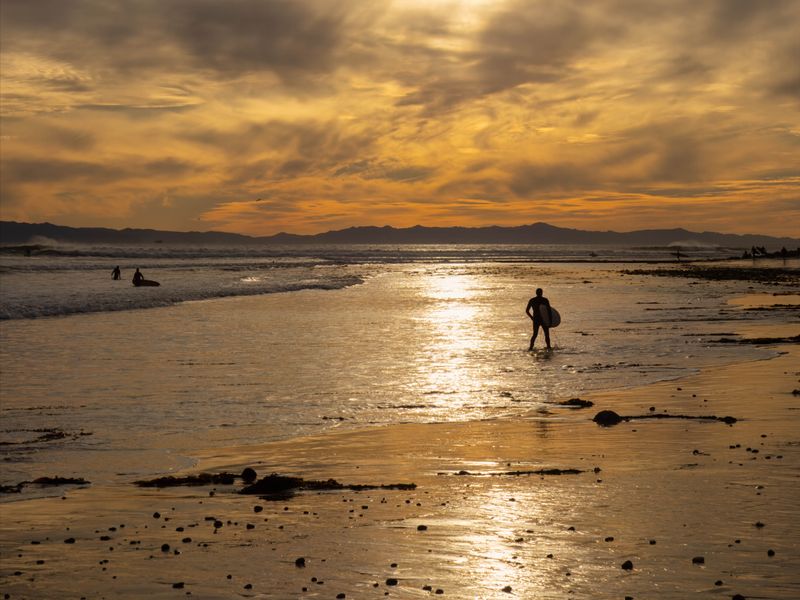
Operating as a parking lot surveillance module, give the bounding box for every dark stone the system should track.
[594,410,623,426]
[767,549,775,556]
[153,512,160,519]
[64,538,75,544]
[214,520,223,528]
[692,556,704,564]
[732,595,746,600]
[172,582,184,589]
[604,537,614,542]
[161,544,170,552]
[621,560,633,570]
[715,580,723,586]
[502,586,512,593]
[337,594,346,599]
[417,525,428,531]
[386,578,398,586]
[254,505,263,513]
[295,557,306,567]
[755,521,765,528]
[241,467,257,483]
[244,583,252,590]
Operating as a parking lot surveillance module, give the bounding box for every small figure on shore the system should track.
[112,266,121,280]
[526,288,552,351]
[132,268,144,286]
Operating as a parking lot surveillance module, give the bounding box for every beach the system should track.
[1,254,798,598]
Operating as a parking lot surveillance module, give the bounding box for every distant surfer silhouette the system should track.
[132,268,144,286]
[526,288,552,351]
[112,266,121,280]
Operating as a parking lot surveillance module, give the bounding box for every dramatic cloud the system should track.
[1,0,798,235]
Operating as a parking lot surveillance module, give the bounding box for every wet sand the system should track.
[1,329,797,599]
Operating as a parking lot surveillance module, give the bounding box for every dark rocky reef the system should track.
[444,468,584,477]
[558,398,594,408]
[240,473,416,496]
[622,266,799,284]
[1,476,90,494]
[709,335,799,345]
[134,472,238,488]
[593,409,737,427]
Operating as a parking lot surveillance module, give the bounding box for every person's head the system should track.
[535,288,543,297]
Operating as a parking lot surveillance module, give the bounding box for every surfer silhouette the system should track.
[112,266,121,280]
[132,268,144,286]
[526,288,552,351]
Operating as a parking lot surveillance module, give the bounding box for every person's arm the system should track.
[526,299,534,319]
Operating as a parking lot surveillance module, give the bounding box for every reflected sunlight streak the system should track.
[417,273,486,410]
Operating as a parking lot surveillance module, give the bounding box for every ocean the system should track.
[0,243,789,491]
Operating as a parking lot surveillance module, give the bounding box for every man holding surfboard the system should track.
[526,288,554,351]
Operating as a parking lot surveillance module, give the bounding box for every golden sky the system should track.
[1,0,798,236]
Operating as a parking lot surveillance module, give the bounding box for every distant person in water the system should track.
[112,266,121,280]
[526,288,552,351]
[132,268,144,285]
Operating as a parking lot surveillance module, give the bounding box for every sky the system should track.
[1,0,799,237]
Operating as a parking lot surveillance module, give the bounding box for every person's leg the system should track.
[544,326,551,349]
[529,323,540,350]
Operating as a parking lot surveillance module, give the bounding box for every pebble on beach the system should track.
[621,560,634,570]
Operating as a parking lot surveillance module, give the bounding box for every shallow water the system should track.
[1,259,789,489]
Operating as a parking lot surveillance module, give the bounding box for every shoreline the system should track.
[2,336,797,598]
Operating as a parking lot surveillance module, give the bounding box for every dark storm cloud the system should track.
[142,158,199,177]
[509,162,597,196]
[1,0,382,81]
[331,159,436,183]
[474,1,614,92]
[2,156,201,184]
[2,158,129,184]
[161,0,356,79]
[185,119,375,162]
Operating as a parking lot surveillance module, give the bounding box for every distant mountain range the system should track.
[1,220,798,249]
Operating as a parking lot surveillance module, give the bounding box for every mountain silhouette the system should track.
[1,220,798,249]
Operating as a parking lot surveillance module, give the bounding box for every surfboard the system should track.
[134,279,160,287]
[538,305,561,328]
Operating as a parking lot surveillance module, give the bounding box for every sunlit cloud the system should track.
[1,0,798,235]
